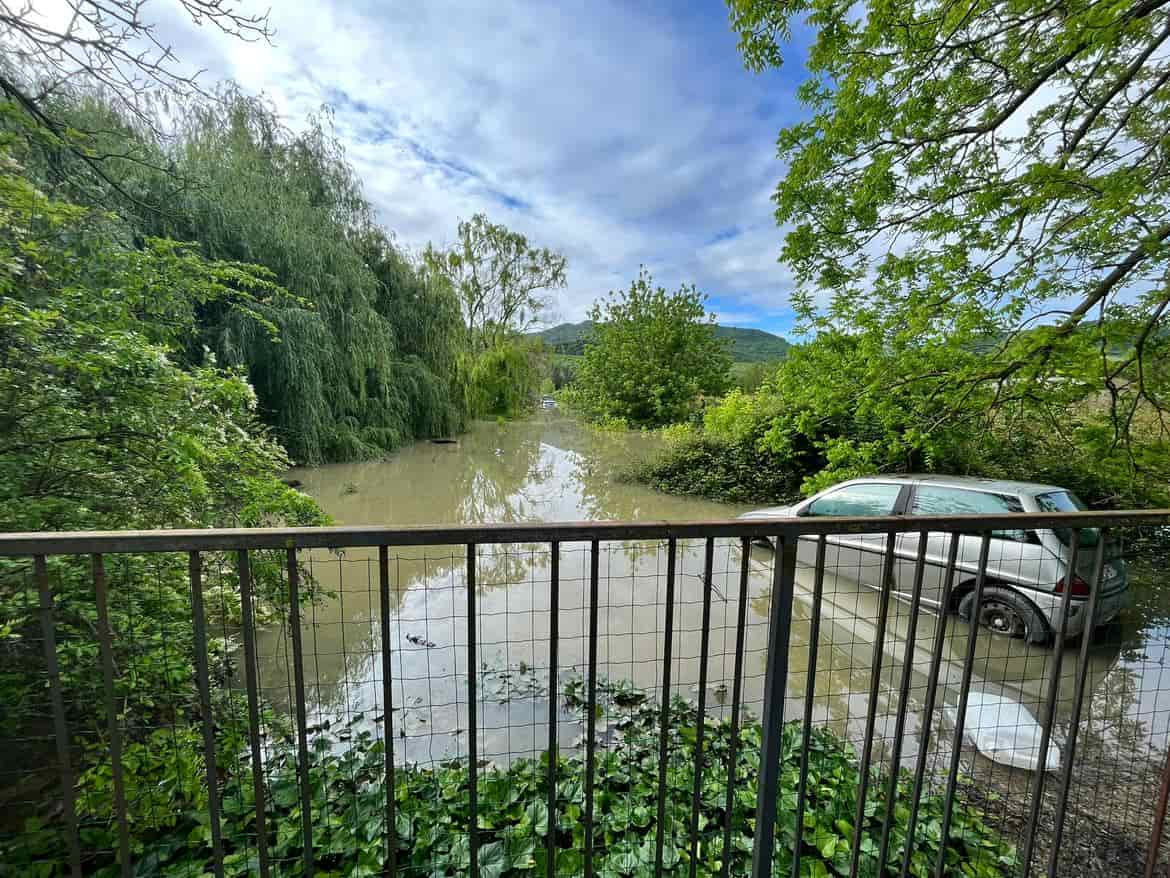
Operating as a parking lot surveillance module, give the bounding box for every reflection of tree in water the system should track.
[450,428,548,522]
[1077,663,1151,759]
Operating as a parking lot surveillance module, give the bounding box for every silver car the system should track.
[739,475,1128,644]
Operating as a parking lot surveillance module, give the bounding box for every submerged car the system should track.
[738,475,1128,644]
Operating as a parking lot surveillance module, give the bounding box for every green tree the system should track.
[462,341,546,418]
[425,213,567,353]
[728,0,1170,482]
[0,155,327,862]
[10,91,468,463]
[569,269,731,427]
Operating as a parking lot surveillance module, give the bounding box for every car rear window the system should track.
[1035,491,1100,547]
[910,485,1036,543]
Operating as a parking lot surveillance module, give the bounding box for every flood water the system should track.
[256,415,1170,812]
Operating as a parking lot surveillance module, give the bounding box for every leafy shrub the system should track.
[629,436,803,504]
[10,683,1016,877]
[638,331,1170,508]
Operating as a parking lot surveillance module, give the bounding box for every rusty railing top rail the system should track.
[1,509,1168,555]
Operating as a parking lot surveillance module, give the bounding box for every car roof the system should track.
[844,474,1067,497]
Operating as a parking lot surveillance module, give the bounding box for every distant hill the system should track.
[530,321,790,362]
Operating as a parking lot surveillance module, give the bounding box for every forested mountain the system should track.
[531,320,790,361]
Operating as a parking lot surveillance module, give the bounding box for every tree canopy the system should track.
[567,270,731,427]
[729,0,1170,461]
[7,90,468,462]
[425,213,567,353]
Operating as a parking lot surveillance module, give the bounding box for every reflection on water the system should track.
[252,416,1169,803]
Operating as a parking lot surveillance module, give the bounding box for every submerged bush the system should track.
[629,436,802,505]
[11,683,1017,877]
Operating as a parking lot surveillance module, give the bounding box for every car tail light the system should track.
[1055,575,1091,597]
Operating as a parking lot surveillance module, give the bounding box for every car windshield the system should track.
[1035,491,1100,547]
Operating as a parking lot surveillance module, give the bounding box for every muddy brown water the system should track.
[256,415,1170,872]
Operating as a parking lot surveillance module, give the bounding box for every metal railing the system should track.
[3,508,1170,878]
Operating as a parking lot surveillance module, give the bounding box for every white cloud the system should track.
[156,0,805,328]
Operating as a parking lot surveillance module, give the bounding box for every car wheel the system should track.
[958,586,1050,645]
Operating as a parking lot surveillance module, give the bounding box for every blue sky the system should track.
[162,0,812,336]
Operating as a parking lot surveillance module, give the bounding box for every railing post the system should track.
[750,533,797,878]
[467,543,479,878]
[378,546,398,878]
[36,555,82,878]
[287,548,314,878]
[584,538,600,878]
[546,540,560,878]
[237,549,271,878]
[847,529,898,878]
[1049,534,1108,877]
[653,537,679,878]
[935,532,993,877]
[899,532,959,878]
[688,537,715,878]
[791,535,827,878]
[189,551,225,878]
[1020,530,1081,874]
[721,538,753,878]
[93,554,131,877]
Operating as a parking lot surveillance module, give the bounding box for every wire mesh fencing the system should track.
[0,513,1168,877]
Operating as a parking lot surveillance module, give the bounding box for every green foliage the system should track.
[550,355,580,390]
[0,151,327,861]
[565,270,732,428]
[725,0,1170,502]
[8,682,1017,877]
[629,435,803,504]
[641,332,1170,507]
[10,91,467,463]
[731,360,781,394]
[425,213,567,355]
[464,341,547,419]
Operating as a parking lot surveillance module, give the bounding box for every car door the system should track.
[801,482,908,587]
[898,485,1043,609]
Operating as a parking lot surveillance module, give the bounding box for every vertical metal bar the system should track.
[237,549,271,878]
[688,538,715,878]
[876,534,929,873]
[1146,742,1170,878]
[189,551,225,878]
[720,538,753,878]
[546,541,560,878]
[654,538,679,878]
[847,530,898,878]
[287,548,314,878]
[93,554,130,877]
[379,545,398,878]
[899,532,959,878]
[749,533,797,878]
[466,543,479,878]
[791,535,827,878]
[35,555,82,878]
[934,532,993,878]
[1048,534,1107,878]
[584,538,600,878]
[1020,531,1081,875]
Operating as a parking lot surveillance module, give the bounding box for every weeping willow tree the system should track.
[8,89,466,463]
[144,93,466,461]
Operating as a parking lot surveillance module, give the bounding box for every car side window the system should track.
[910,486,1037,543]
[805,483,903,517]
